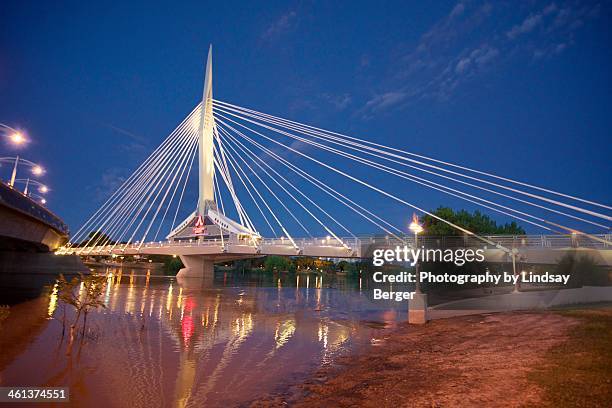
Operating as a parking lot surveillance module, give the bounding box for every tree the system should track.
[264,256,295,273]
[422,207,526,236]
[57,273,107,355]
[314,258,334,271]
[163,256,184,275]
[295,257,316,270]
[555,252,607,288]
[82,231,114,246]
[233,259,253,272]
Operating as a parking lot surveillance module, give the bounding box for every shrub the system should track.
[264,256,295,273]
[57,273,107,354]
[555,253,608,287]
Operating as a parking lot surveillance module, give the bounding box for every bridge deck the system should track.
[62,234,612,266]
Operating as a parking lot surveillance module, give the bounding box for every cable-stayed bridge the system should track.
[59,46,612,277]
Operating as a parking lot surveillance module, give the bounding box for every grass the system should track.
[529,307,612,407]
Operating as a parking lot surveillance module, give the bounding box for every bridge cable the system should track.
[138,130,200,246]
[219,127,297,245]
[214,99,612,213]
[212,113,520,253]
[213,104,610,229]
[78,110,198,252]
[67,105,200,251]
[220,125,356,240]
[217,130,278,237]
[213,108,611,244]
[218,125,309,240]
[220,123,349,246]
[170,137,198,233]
[98,120,197,252]
[214,111,562,233]
[214,116,403,240]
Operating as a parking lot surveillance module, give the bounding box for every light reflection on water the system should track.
[0,268,405,407]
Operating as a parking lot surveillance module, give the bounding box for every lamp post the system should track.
[0,125,41,187]
[30,193,47,205]
[409,213,424,293]
[408,213,428,324]
[13,178,49,197]
[1,123,26,147]
[0,157,45,187]
[10,156,19,187]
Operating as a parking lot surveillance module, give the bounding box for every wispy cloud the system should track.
[360,1,601,117]
[104,123,150,154]
[529,2,601,60]
[321,93,352,110]
[507,13,544,39]
[91,167,127,202]
[261,10,298,42]
[363,92,408,113]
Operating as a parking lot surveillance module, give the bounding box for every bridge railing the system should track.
[260,236,360,248]
[68,234,610,255]
[360,234,611,250]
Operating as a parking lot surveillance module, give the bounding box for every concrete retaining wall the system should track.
[0,252,88,275]
[430,286,612,318]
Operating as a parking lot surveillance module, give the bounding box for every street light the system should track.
[0,157,45,187]
[409,213,424,293]
[10,132,25,145]
[409,213,424,235]
[29,193,47,205]
[32,165,44,176]
[13,178,49,196]
[1,123,27,147]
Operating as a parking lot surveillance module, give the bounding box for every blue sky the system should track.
[0,0,610,236]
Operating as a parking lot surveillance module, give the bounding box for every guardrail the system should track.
[0,181,69,235]
[360,234,611,249]
[64,234,611,255]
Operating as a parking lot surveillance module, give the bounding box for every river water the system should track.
[0,267,406,407]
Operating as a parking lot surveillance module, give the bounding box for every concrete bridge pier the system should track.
[177,255,215,279]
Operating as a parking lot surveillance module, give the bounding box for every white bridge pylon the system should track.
[61,46,612,276]
[167,45,259,247]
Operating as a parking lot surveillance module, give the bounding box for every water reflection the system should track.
[47,283,58,317]
[1,269,404,407]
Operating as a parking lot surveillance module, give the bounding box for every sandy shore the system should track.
[253,311,582,407]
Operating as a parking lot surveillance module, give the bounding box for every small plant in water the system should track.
[57,273,107,355]
[0,305,9,326]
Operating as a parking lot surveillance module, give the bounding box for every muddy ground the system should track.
[253,311,582,407]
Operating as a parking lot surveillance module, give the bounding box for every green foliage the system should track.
[295,257,316,270]
[554,253,608,288]
[84,231,114,246]
[57,273,108,353]
[320,259,336,271]
[233,259,254,272]
[337,260,349,272]
[226,257,364,274]
[422,206,526,236]
[264,256,295,273]
[163,257,184,275]
[336,260,361,274]
[353,260,371,275]
[58,273,107,314]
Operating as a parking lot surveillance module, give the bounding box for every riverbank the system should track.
[254,305,611,407]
